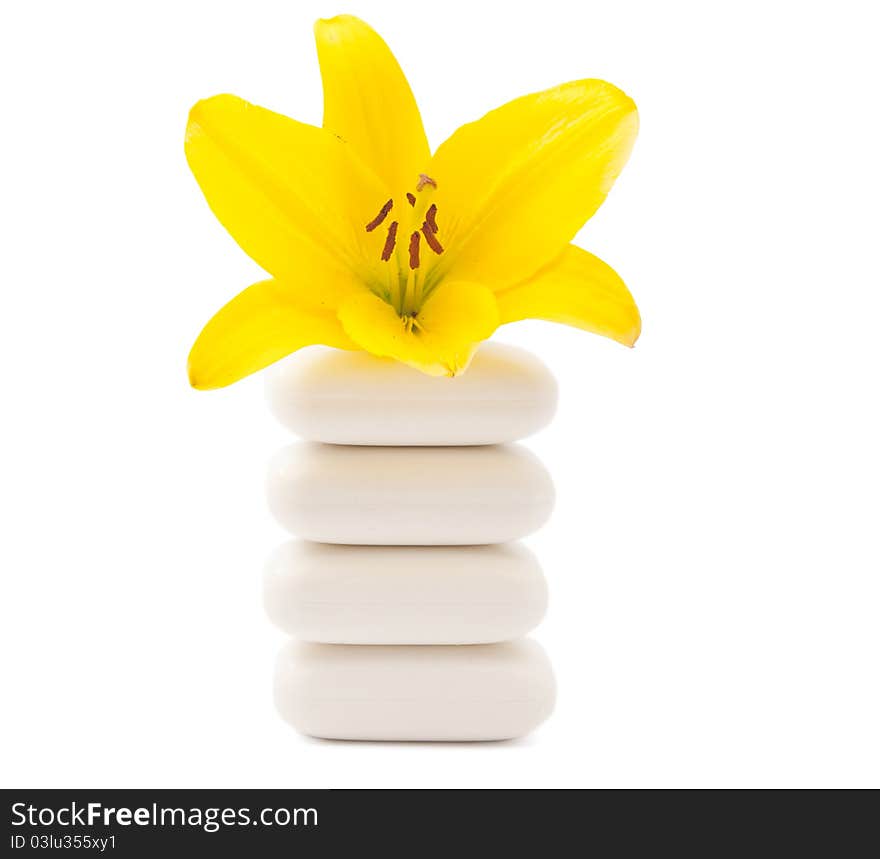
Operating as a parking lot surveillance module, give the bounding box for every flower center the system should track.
[364,175,444,318]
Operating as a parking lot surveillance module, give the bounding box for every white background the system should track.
[2,0,878,788]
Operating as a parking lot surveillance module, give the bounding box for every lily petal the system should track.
[497,244,640,347]
[338,282,499,376]
[185,94,388,311]
[188,279,357,390]
[426,79,638,290]
[315,15,430,195]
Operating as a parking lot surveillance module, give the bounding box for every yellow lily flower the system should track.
[186,14,640,388]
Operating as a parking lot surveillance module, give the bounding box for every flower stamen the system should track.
[424,203,438,233]
[381,221,399,261]
[422,223,443,254]
[370,179,443,268]
[408,231,421,270]
[365,198,394,232]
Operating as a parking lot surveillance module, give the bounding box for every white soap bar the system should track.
[266,443,554,545]
[275,639,555,741]
[264,541,547,644]
[266,343,557,446]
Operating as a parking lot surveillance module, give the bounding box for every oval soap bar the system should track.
[266,443,554,545]
[275,639,556,741]
[264,541,547,644]
[266,343,557,445]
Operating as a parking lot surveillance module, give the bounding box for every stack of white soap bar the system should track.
[264,343,558,741]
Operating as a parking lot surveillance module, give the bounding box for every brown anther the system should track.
[424,203,438,233]
[365,198,393,232]
[408,231,421,270]
[416,173,437,192]
[381,221,399,261]
[406,192,416,206]
[421,224,444,255]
